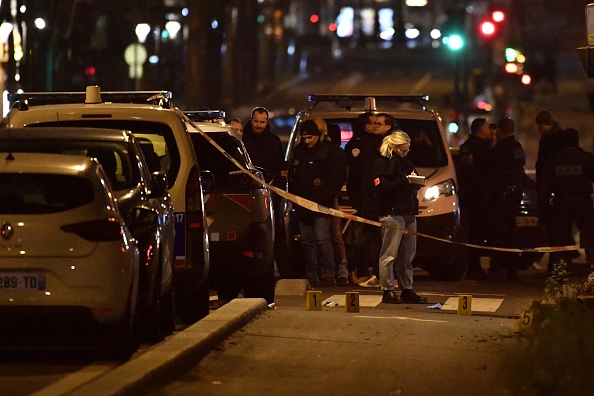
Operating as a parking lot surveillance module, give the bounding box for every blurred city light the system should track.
[166,21,181,39]
[492,10,506,23]
[135,23,150,43]
[34,18,46,30]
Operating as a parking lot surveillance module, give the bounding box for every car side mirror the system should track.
[200,170,215,194]
[149,172,169,198]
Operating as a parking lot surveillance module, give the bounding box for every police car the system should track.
[277,94,465,281]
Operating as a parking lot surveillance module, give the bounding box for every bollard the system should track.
[457,294,472,315]
[305,290,323,311]
[345,292,360,313]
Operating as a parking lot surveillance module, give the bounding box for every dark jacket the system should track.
[242,121,284,184]
[288,139,347,220]
[539,146,594,216]
[370,152,419,217]
[535,122,563,188]
[457,134,493,208]
[345,132,386,218]
[490,135,526,192]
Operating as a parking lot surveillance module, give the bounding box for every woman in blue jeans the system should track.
[370,131,427,304]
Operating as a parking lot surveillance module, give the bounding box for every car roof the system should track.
[186,121,241,138]
[0,127,132,143]
[0,152,98,176]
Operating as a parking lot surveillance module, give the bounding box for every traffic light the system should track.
[442,7,466,51]
[477,9,506,40]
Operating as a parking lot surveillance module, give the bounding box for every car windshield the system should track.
[28,121,180,189]
[0,173,94,214]
[190,133,250,189]
[0,140,139,191]
[291,117,448,168]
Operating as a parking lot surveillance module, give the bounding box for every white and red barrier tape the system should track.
[180,111,579,254]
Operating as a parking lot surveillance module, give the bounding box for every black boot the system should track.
[401,289,428,304]
[382,290,403,304]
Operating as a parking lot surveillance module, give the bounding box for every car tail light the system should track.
[61,218,123,242]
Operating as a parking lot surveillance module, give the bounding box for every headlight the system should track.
[423,178,456,201]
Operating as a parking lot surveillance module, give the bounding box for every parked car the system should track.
[278,94,465,281]
[4,87,210,324]
[0,152,140,359]
[184,111,275,304]
[0,127,175,341]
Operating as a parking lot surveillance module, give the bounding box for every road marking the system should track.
[442,297,503,312]
[324,294,382,307]
[355,315,448,323]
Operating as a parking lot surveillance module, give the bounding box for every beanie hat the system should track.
[535,110,554,126]
[300,120,321,136]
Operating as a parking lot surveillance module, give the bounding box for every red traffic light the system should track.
[479,20,496,37]
[492,10,505,23]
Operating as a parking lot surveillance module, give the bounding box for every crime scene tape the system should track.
[179,110,579,255]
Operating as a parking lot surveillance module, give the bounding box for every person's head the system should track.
[535,110,555,133]
[250,107,269,134]
[299,119,322,148]
[559,128,579,148]
[379,130,411,159]
[470,117,491,141]
[355,112,376,134]
[313,118,328,139]
[374,113,396,136]
[228,118,244,139]
[497,117,515,140]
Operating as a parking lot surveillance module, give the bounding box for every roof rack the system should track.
[183,110,226,122]
[8,89,173,111]
[306,94,429,112]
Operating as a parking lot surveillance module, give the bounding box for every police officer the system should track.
[489,117,526,281]
[288,120,348,287]
[539,128,594,276]
[344,113,395,285]
[457,118,495,280]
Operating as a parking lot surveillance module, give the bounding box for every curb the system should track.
[66,298,268,396]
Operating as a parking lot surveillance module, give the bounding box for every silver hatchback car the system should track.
[0,152,140,359]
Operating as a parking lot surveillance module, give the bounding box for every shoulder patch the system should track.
[351,148,360,158]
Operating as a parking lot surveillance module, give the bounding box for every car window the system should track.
[0,140,139,191]
[28,121,180,189]
[190,133,250,189]
[0,173,94,214]
[394,118,448,168]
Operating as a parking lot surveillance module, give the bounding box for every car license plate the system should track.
[516,216,538,227]
[0,273,46,291]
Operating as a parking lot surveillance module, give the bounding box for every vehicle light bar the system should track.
[307,94,429,112]
[183,110,226,122]
[8,89,172,109]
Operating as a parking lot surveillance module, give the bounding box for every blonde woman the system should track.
[371,130,427,304]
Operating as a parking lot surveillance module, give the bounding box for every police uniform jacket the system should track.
[539,146,594,206]
[288,139,347,220]
[370,152,419,217]
[457,134,493,207]
[345,132,386,218]
[490,135,526,192]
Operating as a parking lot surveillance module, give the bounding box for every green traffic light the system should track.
[443,34,464,51]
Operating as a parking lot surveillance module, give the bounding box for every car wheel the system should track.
[244,258,276,304]
[427,229,468,281]
[159,287,175,336]
[177,278,209,325]
[274,220,303,279]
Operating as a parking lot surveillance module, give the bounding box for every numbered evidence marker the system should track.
[457,294,472,316]
[305,290,323,311]
[519,308,534,330]
[345,292,360,313]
